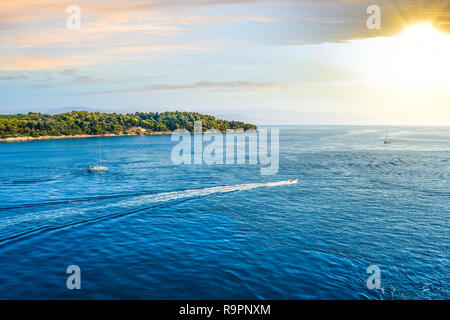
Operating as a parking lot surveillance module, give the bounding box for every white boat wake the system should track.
[0,180,298,229]
[121,179,298,207]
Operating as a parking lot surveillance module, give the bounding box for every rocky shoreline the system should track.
[0,131,171,143]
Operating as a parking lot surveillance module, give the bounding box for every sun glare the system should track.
[365,22,450,89]
[401,22,445,40]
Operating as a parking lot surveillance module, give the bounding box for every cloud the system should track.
[0,73,28,81]
[31,74,105,89]
[1,0,448,55]
[0,55,91,71]
[167,14,278,25]
[104,44,214,53]
[75,80,287,95]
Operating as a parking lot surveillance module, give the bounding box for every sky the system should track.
[0,0,449,125]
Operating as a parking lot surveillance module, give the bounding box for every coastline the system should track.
[0,131,171,143]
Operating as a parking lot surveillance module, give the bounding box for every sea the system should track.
[0,126,448,299]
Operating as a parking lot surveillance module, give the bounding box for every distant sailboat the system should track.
[88,142,109,172]
[384,129,391,144]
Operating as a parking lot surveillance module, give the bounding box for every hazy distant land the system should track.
[0,111,257,142]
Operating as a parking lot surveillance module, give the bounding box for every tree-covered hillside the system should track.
[0,111,257,138]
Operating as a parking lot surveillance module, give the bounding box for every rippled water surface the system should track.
[0,127,448,299]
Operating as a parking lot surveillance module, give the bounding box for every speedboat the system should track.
[87,165,109,173]
[288,178,298,184]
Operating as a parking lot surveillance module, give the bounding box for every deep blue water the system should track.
[0,126,448,299]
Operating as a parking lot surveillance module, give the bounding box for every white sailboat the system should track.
[88,142,109,172]
[384,129,391,144]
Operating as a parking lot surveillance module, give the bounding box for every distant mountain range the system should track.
[44,107,116,114]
